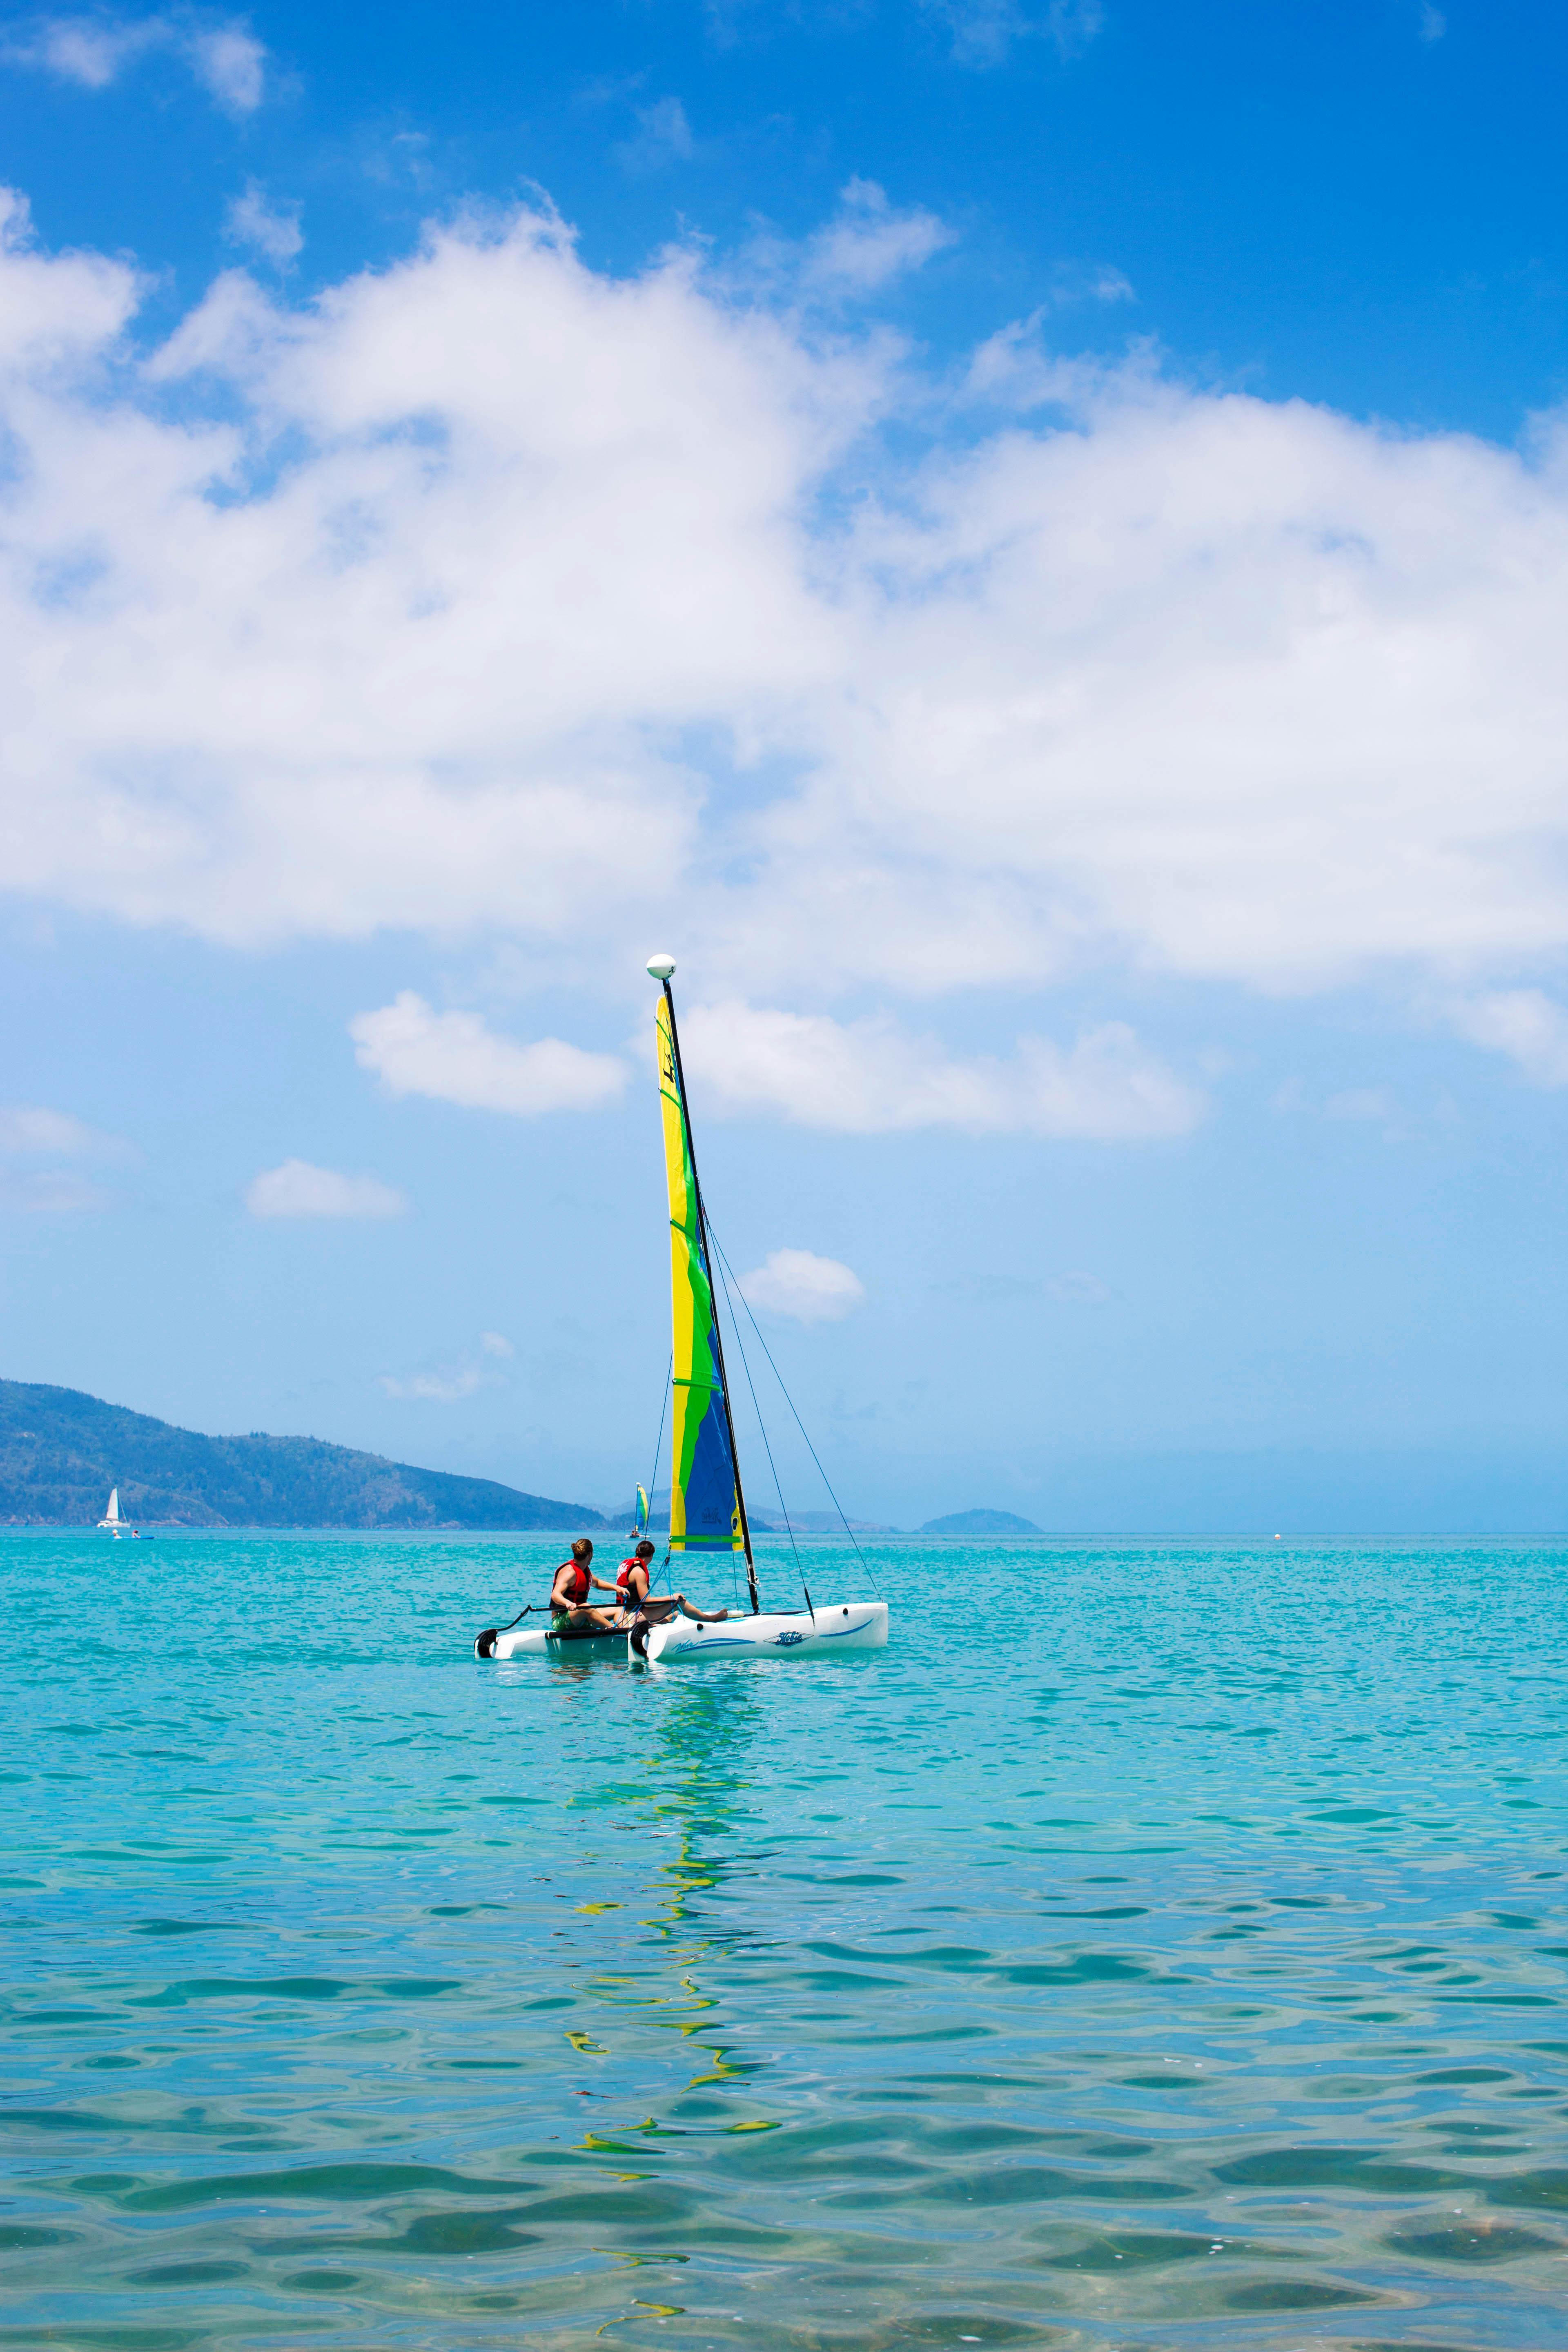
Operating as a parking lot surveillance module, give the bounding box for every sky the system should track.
[2,0,1568,1532]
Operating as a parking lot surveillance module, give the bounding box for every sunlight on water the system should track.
[1,1530,1565,2349]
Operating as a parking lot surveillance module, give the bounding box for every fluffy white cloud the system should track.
[4,13,265,111]
[0,1103,132,1211]
[224,180,301,266]
[926,0,1103,68]
[6,182,1568,1097]
[378,1328,515,1400]
[245,1158,408,1219]
[678,1000,1202,1136]
[0,190,862,945]
[1045,1270,1111,1303]
[738,1247,866,1323]
[615,95,694,173]
[186,22,263,110]
[0,1104,128,1156]
[804,179,954,293]
[350,993,628,1115]
[1452,991,1568,1088]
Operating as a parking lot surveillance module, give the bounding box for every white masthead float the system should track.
[475,955,888,1664]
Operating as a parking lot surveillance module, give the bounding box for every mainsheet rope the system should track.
[645,1350,672,1553]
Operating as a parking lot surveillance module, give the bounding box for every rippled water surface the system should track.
[3,1531,1567,2352]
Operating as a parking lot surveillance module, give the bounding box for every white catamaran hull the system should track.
[643,1602,888,1662]
[478,1624,624,1660]
[477,1603,888,1663]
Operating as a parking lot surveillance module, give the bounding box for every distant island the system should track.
[0,1379,609,1531]
[920,1508,1043,1535]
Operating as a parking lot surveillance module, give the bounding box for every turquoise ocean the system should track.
[2,1530,1566,2351]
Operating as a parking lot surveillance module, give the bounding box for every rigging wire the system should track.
[705,1216,883,1604]
[644,1350,673,1559]
[712,1242,806,1609]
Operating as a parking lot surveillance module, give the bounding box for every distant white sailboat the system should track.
[97,1487,135,1536]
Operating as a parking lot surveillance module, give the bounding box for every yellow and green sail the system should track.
[657,991,744,1554]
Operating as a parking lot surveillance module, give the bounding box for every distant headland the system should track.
[919,1508,1043,1536]
[0,1379,609,1531]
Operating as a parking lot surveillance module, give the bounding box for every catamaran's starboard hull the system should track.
[475,1604,889,1662]
[643,1602,888,1662]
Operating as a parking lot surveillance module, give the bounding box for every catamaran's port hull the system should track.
[478,1625,624,1659]
[477,1603,888,1662]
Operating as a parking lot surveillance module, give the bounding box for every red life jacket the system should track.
[617,1556,650,1606]
[557,1559,591,1606]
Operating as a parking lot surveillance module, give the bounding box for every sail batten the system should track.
[655,989,748,1564]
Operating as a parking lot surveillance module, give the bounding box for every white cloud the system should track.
[1419,4,1446,40]
[0,1102,132,1212]
[927,0,1103,67]
[245,1158,408,1219]
[4,13,266,111]
[224,180,301,267]
[350,993,629,1116]
[615,95,694,172]
[12,15,155,85]
[1453,991,1568,1088]
[8,184,1568,1094]
[187,22,263,109]
[1036,264,1134,310]
[805,179,954,293]
[379,1329,514,1400]
[1045,1269,1111,1303]
[678,1001,1202,1137]
[1047,0,1104,53]
[738,1247,866,1323]
[379,1364,482,1401]
[0,1104,128,1156]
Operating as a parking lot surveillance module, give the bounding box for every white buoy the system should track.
[646,953,677,981]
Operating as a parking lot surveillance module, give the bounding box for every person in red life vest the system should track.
[548,1538,621,1638]
[616,1539,658,1617]
[615,1538,729,1633]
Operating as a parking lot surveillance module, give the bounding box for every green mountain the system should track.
[920,1508,1043,1536]
[0,1379,609,1531]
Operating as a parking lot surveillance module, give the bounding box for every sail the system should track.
[105,1488,119,1522]
[656,992,743,1553]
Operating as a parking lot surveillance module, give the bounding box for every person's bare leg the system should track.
[570,1606,620,1633]
[675,1593,728,1621]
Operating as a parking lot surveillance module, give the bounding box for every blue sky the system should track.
[2,0,1567,1530]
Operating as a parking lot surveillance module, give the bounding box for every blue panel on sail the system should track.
[680,1389,741,1548]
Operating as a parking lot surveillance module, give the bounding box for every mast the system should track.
[658,973,760,1616]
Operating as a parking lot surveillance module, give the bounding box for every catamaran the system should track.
[476,956,889,1664]
[97,1487,128,1536]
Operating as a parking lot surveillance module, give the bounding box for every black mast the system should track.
[661,977,761,1617]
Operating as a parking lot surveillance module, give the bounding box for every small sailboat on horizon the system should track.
[97,1487,136,1537]
[476,956,889,1664]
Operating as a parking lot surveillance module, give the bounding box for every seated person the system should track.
[616,1539,658,1616]
[615,1538,729,1635]
[548,1538,621,1637]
